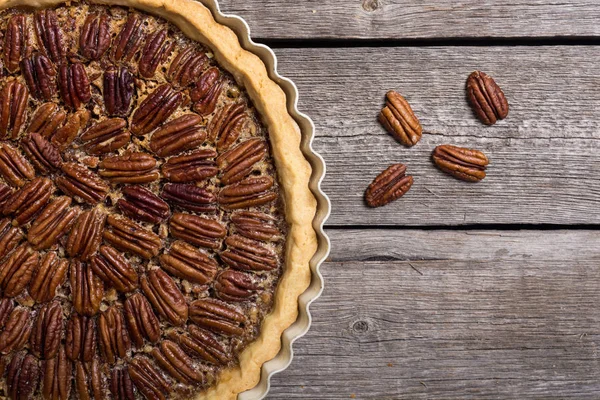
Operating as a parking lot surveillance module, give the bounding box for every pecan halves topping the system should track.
[0,307,32,353]
[99,152,160,184]
[79,13,111,61]
[2,176,54,224]
[168,46,207,87]
[3,15,28,73]
[131,84,183,136]
[57,163,109,205]
[0,243,39,297]
[231,211,281,242]
[7,352,40,400]
[28,196,80,250]
[218,176,277,210]
[124,292,160,347]
[30,301,63,359]
[66,208,106,260]
[27,103,66,138]
[159,241,218,285]
[129,355,171,400]
[22,132,64,174]
[161,149,218,183]
[111,14,146,63]
[139,28,174,78]
[209,102,247,152]
[99,306,132,364]
[216,138,267,185]
[42,346,72,400]
[29,252,68,303]
[65,313,97,362]
[104,66,135,117]
[103,215,161,259]
[191,67,223,116]
[0,218,22,260]
[0,79,28,139]
[189,298,246,336]
[110,367,135,400]
[75,358,106,400]
[172,325,230,365]
[141,268,188,326]
[52,109,90,150]
[161,183,216,213]
[215,270,260,302]
[58,63,92,109]
[80,118,130,155]
[366,163,414,208]
[379,90,423,147]
[149,114,207,157]
[90,245,139,293]
[34,9,66,64]
[0,142,35,187]
[432,144,489,182]
[221,235,278,272]
[169,212,226,250]
[21,53,56,101]
[70,261,104,316]
[151,340,204,385]
[118,185,170,223]
[467,71,509,125]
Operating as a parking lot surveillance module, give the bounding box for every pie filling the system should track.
[0,3,287,399]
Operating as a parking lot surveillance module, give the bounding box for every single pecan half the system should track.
[189,298,246,336]
[51,109,90,150]
[0,307,32,353]
[0,184,14,209]
[139,29,174,79]
[2,176,54,225]
[70,261,104,316]
[57,163,109,205]
[149,114,206,157]
[129,355,171,400]
[58,63,92,109]
[65,313,97,362]
[131,84,183,136]
[111,14,146,63]
[218,176,277,210]
[7,352,40,400]
[103,215,161,259]
[159,241,218,285]
[231,211,281,242]
[216,138,267,185]
[3,15,28,73]
[90,245,138,293]
[99,306,131,364]
[365,163,413,207]
[0,297,14,326]
[74,358,106,400]
[168,46,207,87]
[28,196,80,250]
[141,268,188,326]
[191,67,223,116]
[34,9,66,64]
[80,118,130,155]
[161,149,218,183]
[0,142,35,187]
[124,292,160,347]
[151,340,204,385]
[466,71,509,125]
[29,251,68,304]
[161,183,216,213]
[30,300,63,359]
[42,346,72,400]
[171,325,230,365]
[27,103,66,138]
[209,102,247,152]
[379,90,423,147]
[66,208,106,261]
[0,243,39,297]
[215,270,260,302]
[169,212,226,250]
[0,218,22,260]
[21,52,56,101]
[98,152,160,184]
[0,79,28,139]
[220,234,278,272]
[21,132,64,174]
[110,367,135,400]
[103,66,135,117]
[118,185,170,223]
[79,13,111,61]
[432,144,489,182]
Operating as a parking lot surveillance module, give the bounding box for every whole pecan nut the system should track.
[161,149,218,183]
[159,240,218,285]
[51,109,91,150]
[0,218,22,260]
[2,176,54,224]
[65,313,97,362]
[75,358,106,400]
[110,367,135,400]
[117,185,170,223]
[70,261,104,316]
[139,28,174,79]
[99,152,160,184]
[42,346,72,400]
[30,300,63,359]
[103,215,161,259]
[124,292,160,348]
[189,298,246,336]
[190,67,223,116]
[141,268,188,326]
[27,196,80,250]
[66,208,106,261]
[466,71,509,125]
[131,84,182,136]
[111,14,146,63]
[7,352,40,400]
[218,176,277,210]
[151,340,204,385]
[58,63,92,109]
[209,102,247,152]
[365,163,413,207]
[103,66,135,117]
[161,183,216,213]
[79,13,111,61]
[216,138,267,185]
[129,356,171,400]
[3,15,28,73]
[231,211,281,242]
[98,306,131,364]
[149,114,207,157]
[432,144,489,182]
[0,244,39,298]
[169,212,226,249]
[0,307,33,354]
[171,325,230,365]
[57,163,109,205]
[22,132,64,174]
[34,9,66,64]
[21,53,56,101]
[220,234,278,272]
[168,46,207,87]
[80,118,130,155]
[90,245,139,293]
[29,251,68,304]
[0,79,28,139]
[215,270,260,302]
[379,90,422,147]
[0,142,35,187]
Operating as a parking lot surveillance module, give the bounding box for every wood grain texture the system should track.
[273,46,600,226]
[219,1,600,40]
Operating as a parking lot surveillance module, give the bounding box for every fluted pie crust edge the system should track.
[0,0,318,398]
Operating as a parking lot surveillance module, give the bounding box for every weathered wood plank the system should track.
[219,1,600,40]
[268,230,600,398]
[273,46,600,226]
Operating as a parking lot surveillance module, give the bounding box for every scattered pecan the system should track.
[168,46,207,87]
[218,176,277,210]
[161,149,218,183]
[66,208,106,260]
[466,71,509,125]
[231,211,281,242]
[104,66,135,117]
[0,307,32,353]
[151,340,204,385]
[65,313,97,362]
[74,358,106,400]
[6,352,40,400]
[161,183,216,213]
[191,67,223,116]
[80,118,130,155]
[159,240,218,285]
[139,28,174,78]
[57,163,109,205]
[221,235,278,272]
[111,14,146,63]
[141,268,188,326]
[150,114,207,157]
[189,298,246,336]
[21,52,56,101]
[365,163,413,207]
[98,152,160,184]
[29,251,68,304]
[110,367,135,400]
[79,13,111,60]
[28,196,80,250]
[216,138,267,184]
[432,144,489,182]
[90,245,138,293]
[0,218,22,260]
[379,90,423,147]
[172,325,230,365]
[103,215,161,259]
[131,84,183,136]
[0,79,28,139]
[30,301,63,359]
[42,346,72,400]
[3,15,28,73]
[124,292,160,347]
[169,212,226,249]
[21,132,63,174]
[118,185,170,223]
[2,176,54,225]
[70,261,104,316]
[0,142,35,187]
[58,63,92,109]
[99,306,131,364]
[51,109,90,150]
[129,355,171,400]
[27,103,66,138]
[215,270,260,302]
[0,243,39,297]
[209,102,247,151]
[34,9,66,64]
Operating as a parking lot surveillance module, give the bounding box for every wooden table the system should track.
[220,1,600,398]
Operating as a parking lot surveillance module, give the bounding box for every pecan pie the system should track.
[0,0,317,399]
